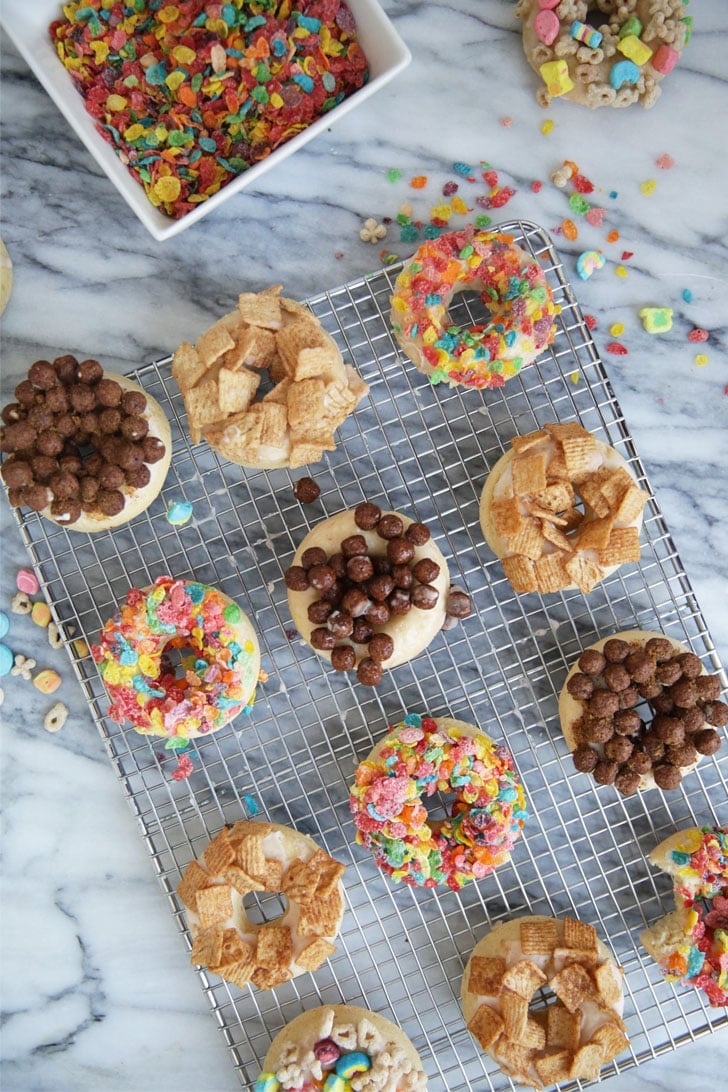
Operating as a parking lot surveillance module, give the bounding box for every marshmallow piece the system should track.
[652,43,680,74]
[570,20,602,49]
[539,60,575,97]
[618,34,653,66]
[31,601,51,628]
[610,59,641,89]
[576,251,606,280]
[619,16,643,39]
[16,567,39,595]
[534,9,560,46]
[33,668,62,694]
[639,307,674,333]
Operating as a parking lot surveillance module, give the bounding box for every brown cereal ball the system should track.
[655,660,682,686]
[566,673,594,700]
[387,537,415,565]
[603,638,631,662]
[693,729,721,755]
[77,359,104,385]
[578,649,606,676]
[705,701,728,728]
[15,379,39,405]
[98,464,125,490]
[125,465,151,489]
[341,588,370,618]
[30,454,58,481]
[681,707,705,734]
[388,589,412,616]
[120,415,148,442]
[613,709,642,736]
[695,675,721,702]
[642,732,665,760]
[368,633,394,663]
[354,502,381,530]
[331,645,356,672]
[54,413,77,438]
[1,459,32,488]
[327,610,354,639]
[284,566,309,591]
[293,476,320,503]
[653,715,685,746]
[346,555,374,583]
[666,742,697,769]
[99,408,123,434]
[24,484,51,511]
[368,574,395,602]
[605,736,634,764]
[95,378,123,407]
[377,513,404,539]
[624,650,653,683]
[627,749,652,775]
[50,497,82,524]
[49,471,80,500]
[44,386,69,413]
[405,522,431,546]
[308,565,336,592]
[97,489,125,517]
[412,557,440,584]
[341,534,368,558]
[645,637,676,662]
[653,763,682,791]
[69,385,96,413]
[582,717,615,744]
[412,584,439,610]
[27,405,54,431]
[307,600,331,625]
[365,602,390,626]
[300,546,327,570]
[2,420,36,451]
[593,760,618,785]
[614,768,641,796]
[676,652,703,679]
[310,627,336,651]
[604,663,631,692]
[669,679,699,709]
[446,588,472,618]
[572,744,599,773]
[391,564,413,590]
[142,436,166,463]
[587,690,619,718]
[356,657,382,686]
[79,478,100,504]
[121,389,146,415]
[352,618,374,645]
[53,355,79,384]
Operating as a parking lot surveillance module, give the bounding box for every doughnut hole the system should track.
[242,889,288,927]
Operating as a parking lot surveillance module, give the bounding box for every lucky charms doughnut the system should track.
[389,227,560,390]
[641,826,728,1007]
[560,630,727,796]
[256,1004,428,1091]
[177,821,345,991]
[515,0,690,110]
[1,357,171,532]
[92,576,261,739]
[479,421,649,595]
[349,714,527,890]
[462,915,629,1086]
[285,503,472,688]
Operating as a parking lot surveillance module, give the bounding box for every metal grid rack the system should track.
[11,220,728,1090]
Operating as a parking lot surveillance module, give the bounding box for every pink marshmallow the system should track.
[652,44,679,75]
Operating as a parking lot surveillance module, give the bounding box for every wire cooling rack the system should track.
[10,220,728,1090]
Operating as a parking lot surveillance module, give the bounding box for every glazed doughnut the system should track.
[560,630,726,795]
[1,357,171,532]
[285,503,471,688]
[349,714,527,890]
[92,575,261,739]
[390,227,560,390]
[515,0,690,110]
[257,1004,427,1091]
[462,914,629,1087]
[641,826,728,1007]
[479,422,648,595]
[177,820,345,991]
[172,285,368,470]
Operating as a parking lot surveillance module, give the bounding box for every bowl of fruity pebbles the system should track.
[1,1,410,241]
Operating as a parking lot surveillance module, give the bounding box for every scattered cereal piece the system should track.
[569,371,580,385]
[31,601,52,628]
[48,622,64,650]
[531,180,543,193]
[33,668,62,694]
[584,315,598,330]
[606,342,629,355]
[386,169,402,183]
[585,208,605,227]
[293,477,321,504]
[44,701,69,733]
[606,230,620,243]
[10,592,32,615]
[639,307,673,333]
[610,323,625,337]
[640,179,657,195]
[500,117,512,127]
[11,654,35,680]
[609,191,618,199]
[541,119,555,135]
[410,176,428,189]
[621,251,634,261]
[16,568,39,595]
[682,289,693,303]
[688,328,709,342]
[551,163,574,188]
[656,154,675,170]
[576,251,605,280]
[0,611,8,640]
[568,193,591,216]
[166,500,194,526]
[359,217,387,243]
[695,354,709,367]
[243,793,260,816]
[73,638,90,658]
[172,753,195,781]
[615,265,629,278]
[473,215,492,229]
[562,219,578,241]
[0,644,13,677]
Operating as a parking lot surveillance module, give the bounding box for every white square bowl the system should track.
[1,1,410,242]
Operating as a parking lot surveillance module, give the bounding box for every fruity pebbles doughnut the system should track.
[349,714,527,890]
[390,226,560,390]
[560,630,726,796]
[178,821,345,991]
[256,1004,427,1090]
[515,0,690,110]
[92,576,260,739]
[641,826,728,1007]
[1,358,171,531]
[462,915,629,1086]
[479,422,648,595]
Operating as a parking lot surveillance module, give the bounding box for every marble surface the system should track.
[1,2,727,1090]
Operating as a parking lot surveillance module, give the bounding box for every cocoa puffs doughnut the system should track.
[1,355,171,531]
[285,503,472,687]
[559,630,727,795]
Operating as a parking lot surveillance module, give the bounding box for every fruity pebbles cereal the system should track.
[50,1,369,219]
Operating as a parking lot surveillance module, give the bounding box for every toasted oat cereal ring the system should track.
[462,914,628,1087]
[515,0,690,110]
[92,576,260,739]
[350,714,527,890]
[479,422,648,596]
[390,227,559,390]
[285,507,464,686]
[641,825,728,1007]
[258,1004,428,1090]
[44,701,69,732]
[177,820,345,992]
[172,287,369,470]
[560,630,726,796]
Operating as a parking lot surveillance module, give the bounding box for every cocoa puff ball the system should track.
[95,378,123,407]
[365,602,389,626]
[327,610,353,639]
[644,637,675,662]
[603,638,631,662]
[567,673,594,700]
[1,403,22,424]
[618,686,641,709]
[341,534,367,558]
[705,701,728,727]
[49,471,80,500]
[694,728,721,755]
[604,736,634,764]
[310,627,336,651]
[328,553,346,578]
[308,564,336,592]
[412,584,439,610]
[346,555,374,583]
[69,385,96,413]
[54,413,77,438]
[2,420,36,452]
[30,454,59,481]
[125,466,151,489]
[50,498,82,524]
[99,408,122,434]
[77,359,104,385]
[572,744,599,773]
[695,675,721,702]
[53,355,79,384]
[604,663,631,692]
[352,618,373,644]
[593,760,618,785]
[368,574,394,602]
[676,652,703,679]
[28,361,58,389]
[666,742,697,769]
[388,589,412,616]
[99,463,126,490]
[405,522,430,546]
[307,600,331,625]
[354,502,381,530]
[27,405,54,431]
[681,707,705,733]
[1,459,32,488]
[341,588,370,618]
[624,650,653,683]
[301,546,327,570]
[293,476,320,504]
[582,717,614,744]
[368,633,394,662]
[412,557,440,584]
[116,442,145,470]
[15,379,39,405]
[97,489,125,517]
[613,709,642,735]
[45,386,69,413]
[653,714,685,745]
[331,645,356,672]
[121,390,146,415]
[391,564,413,590]
[578,649,606,676]
[655,660,682,686]
[614,769,641,796]
[627,749,652,775]
[446,588,472,618]
[587,690,619,718]
[142,436,166,463]
[24,484,51,511]
[356,658,382,686]
[669,679,698,708]
[387,537,415,565]
[120,415,148,442]
[653,763,682,790]
[377,513,404,539]
[79,478,99,504]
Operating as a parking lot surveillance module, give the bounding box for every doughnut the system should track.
[92,575,261,739]
[462,914,629,1086]
[560,630,726,795]
[390,226,560,390]
[479,422,648,595]
[515,0,690,110]
[641,826,728,1007]
[177,820,345,991]
[349,713,527,890]
[1,356,171,532]
[172,285,369,469]
[285,503,472,688]
[256,1004,427,1090]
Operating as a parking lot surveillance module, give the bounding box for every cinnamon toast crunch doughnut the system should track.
[177,820,345,992]
[641,826,728,1007]
[173,286,368,470]
[479,422,648,595]
[257,1004,427,1090]
[93,576,260,739]
[285,503,471,687]
[560,630,726,795]
[515,0,690,110]
[462,915,629,1086]
[1,358,171,531]
[390,227,559,390]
